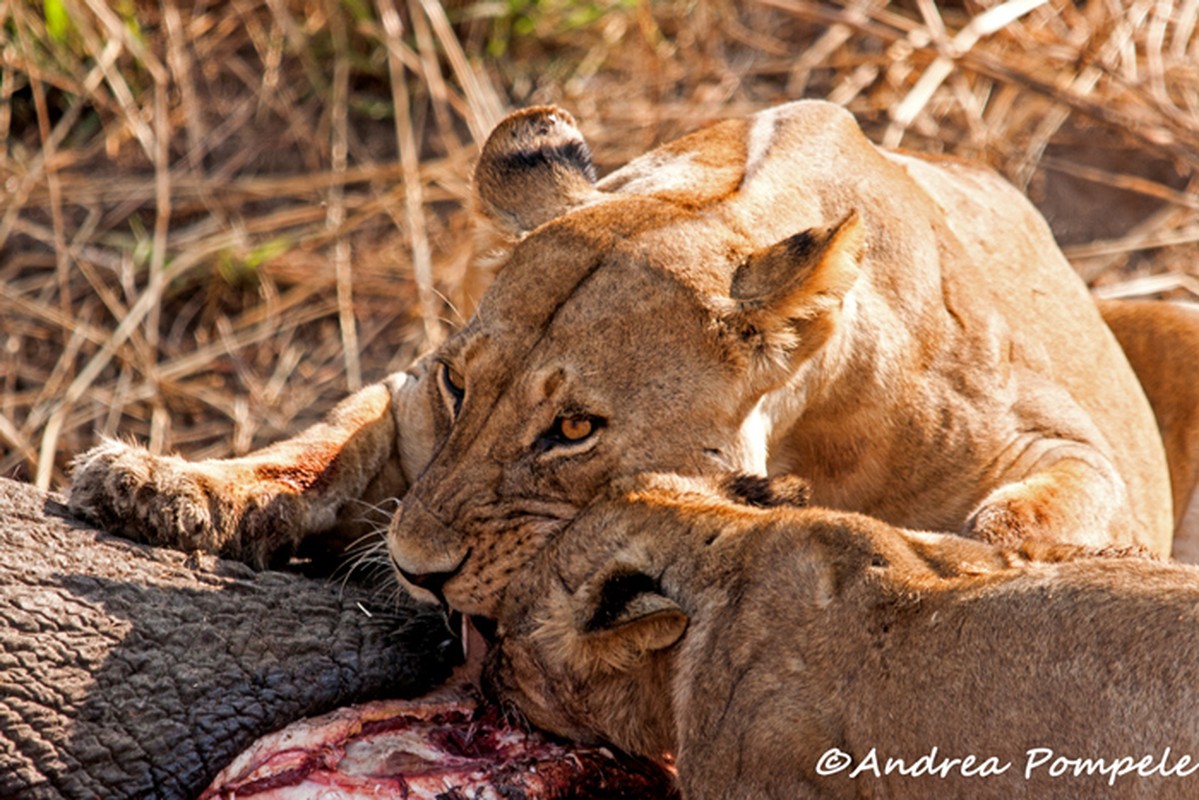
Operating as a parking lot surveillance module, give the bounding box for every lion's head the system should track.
[481,471,813,756]
[387,103,866,617]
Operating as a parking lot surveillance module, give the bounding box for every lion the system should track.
[1100,299,1199,561]
[68,103,1198,602]
[383,101,1192,616]
[485,471,1199,800]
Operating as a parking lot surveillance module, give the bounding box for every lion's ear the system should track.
[576,567,687,671]
[727,210,864,375]
[473,106,598,238]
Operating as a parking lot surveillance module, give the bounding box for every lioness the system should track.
[486,472,1199,800]
[68,103,1197,604]
[385,101,1183,615]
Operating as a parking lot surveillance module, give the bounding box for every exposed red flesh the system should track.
[201,685,676,799]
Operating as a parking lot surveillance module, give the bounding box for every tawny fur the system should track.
[68,104,1199,589]
[387,101,1186,615]
[1100,299,1199,560]
[488,472,1199,800]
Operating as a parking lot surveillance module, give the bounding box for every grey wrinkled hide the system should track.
[0,478,457,800]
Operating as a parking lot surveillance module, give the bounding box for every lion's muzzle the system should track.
[387,498,469,606]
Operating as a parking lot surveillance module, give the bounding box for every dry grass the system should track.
[2,0,1196,490]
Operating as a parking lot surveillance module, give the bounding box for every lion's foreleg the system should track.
[69,372,430,568]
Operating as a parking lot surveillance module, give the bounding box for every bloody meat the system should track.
[201,685,677,799]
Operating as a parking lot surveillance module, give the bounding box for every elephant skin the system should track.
[0,477,457,800]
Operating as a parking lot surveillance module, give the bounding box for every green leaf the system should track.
[243,236,293,269]
[116,1,145,48]
[340,0,374,22]
[43,0,73,43]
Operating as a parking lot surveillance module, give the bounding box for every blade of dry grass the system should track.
[1067,224,1199,261]
[0,29,120,252]
[1039,155,1199,211]
[884,0,1048,147]
[326,0,362,391]
[378,0,441,347]
[1092,272,1199,299]
[410,0,463,158]
[416,0,502,143]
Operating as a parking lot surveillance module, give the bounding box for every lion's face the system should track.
[387,107,861,617]
[481,557,682,758]
[479,474,703,758]
[482,574,683,760]
[482,472,814,757]
[389,207,766,615]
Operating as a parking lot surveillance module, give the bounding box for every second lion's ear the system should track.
[575,567,688,672]
[473,106,598,238]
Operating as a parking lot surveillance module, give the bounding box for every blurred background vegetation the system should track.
[1,0,1197,490]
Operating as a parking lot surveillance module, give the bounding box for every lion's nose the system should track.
[396,565,455,606]
[388,497,466,607]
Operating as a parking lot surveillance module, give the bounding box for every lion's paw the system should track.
[68,440,227,554]
[964,501,1042,548]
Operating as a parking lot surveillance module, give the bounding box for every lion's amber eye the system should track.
[538,413,605,452]
[559,415,593,441]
